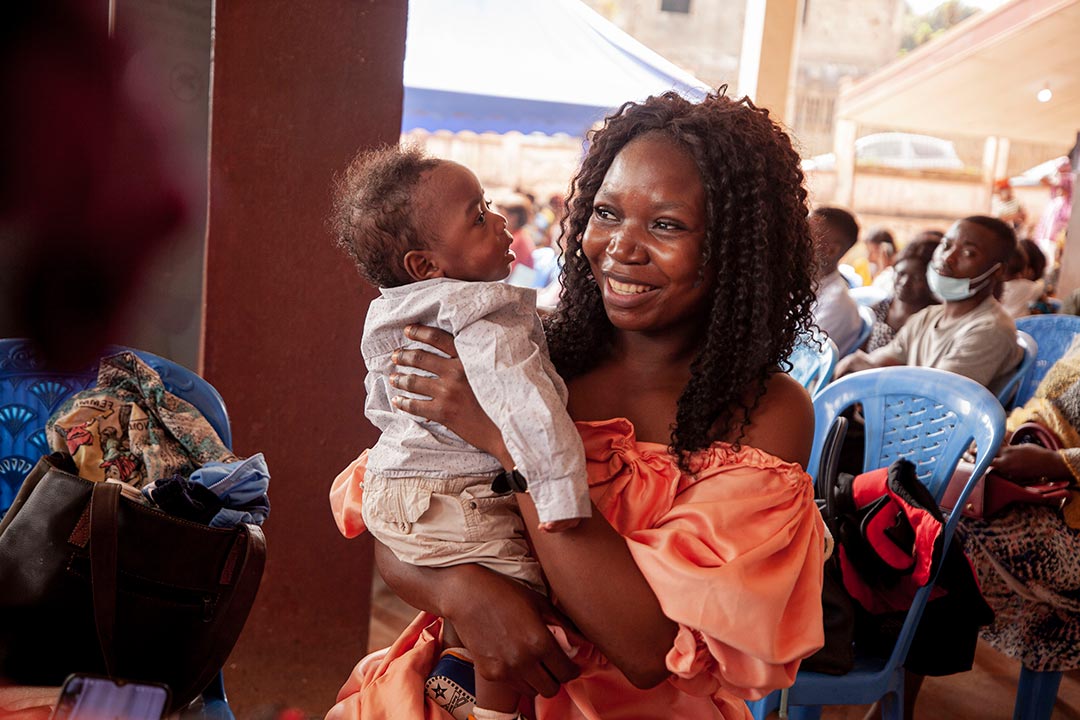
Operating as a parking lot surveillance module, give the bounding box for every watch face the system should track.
[508,470,528,493]
[490,469,527,495]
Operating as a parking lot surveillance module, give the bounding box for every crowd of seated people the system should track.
[806,201,1080,719]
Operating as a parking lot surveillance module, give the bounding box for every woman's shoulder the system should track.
[734,371,814,469]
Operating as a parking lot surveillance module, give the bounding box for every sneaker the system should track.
[425,649,476,720]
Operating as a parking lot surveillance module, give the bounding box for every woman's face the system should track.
[892,258,931,305]
[581,133,713,335]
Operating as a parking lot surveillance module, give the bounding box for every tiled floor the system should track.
[368,572,1080,719]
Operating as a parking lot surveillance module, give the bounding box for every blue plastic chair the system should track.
[0,339,235,719]
[747,367,1006,720]
[839,264,863,289]
[785,335,839,398]
[997,331,1038,409]
[1013,314,1080,407]
[850,285,889,308]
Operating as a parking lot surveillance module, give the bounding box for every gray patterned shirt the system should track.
[361,278,591,524]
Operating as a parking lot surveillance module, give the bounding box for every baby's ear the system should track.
[402,250,443,282]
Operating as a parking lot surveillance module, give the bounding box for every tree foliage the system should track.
[900,1,979,53]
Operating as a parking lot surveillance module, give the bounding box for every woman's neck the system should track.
[609,328,700,373]
[566,328,698,442]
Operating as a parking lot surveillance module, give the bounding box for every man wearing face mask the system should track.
[836,215,1023,396]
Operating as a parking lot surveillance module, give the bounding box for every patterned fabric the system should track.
[46,352,235,488]
[862,297,895,353]
[959,335,1080,670]
[961,506,1080,671]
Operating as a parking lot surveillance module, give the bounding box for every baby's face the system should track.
[416,162,515,282]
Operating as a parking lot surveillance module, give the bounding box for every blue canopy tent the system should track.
[403,0,712,136]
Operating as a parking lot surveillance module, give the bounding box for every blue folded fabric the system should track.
[187,453,271,528]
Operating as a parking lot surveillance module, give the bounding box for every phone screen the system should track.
[51,674,169,720]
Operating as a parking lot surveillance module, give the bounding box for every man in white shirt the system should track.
[810,207,863,355]
[836,216,1022,396]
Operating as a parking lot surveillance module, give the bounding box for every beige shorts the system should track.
[361,471,543,592]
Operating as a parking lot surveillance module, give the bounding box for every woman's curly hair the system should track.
[545,90,816,468]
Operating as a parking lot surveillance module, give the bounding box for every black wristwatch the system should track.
[491,467,528,495]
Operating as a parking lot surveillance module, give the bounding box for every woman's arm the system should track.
[374,541,579,697]
[515,495,677,688]
[391,325,677,688]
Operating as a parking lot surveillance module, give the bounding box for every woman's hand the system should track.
[374,542,579,697]
[990,444,1070,483]
[390,325,512,468]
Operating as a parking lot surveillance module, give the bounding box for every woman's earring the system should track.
[574,247,584,258]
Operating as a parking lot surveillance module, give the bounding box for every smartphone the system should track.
[50,674,170,720]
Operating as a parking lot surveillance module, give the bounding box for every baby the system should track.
[332,145,591,720]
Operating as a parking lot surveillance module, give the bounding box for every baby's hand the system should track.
[538,518,581,533]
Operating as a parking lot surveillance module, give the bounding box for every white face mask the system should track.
[926,261,1000,302]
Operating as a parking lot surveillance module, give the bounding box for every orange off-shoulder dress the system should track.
[327,418,825,720]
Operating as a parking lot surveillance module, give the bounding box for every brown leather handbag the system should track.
[942,422,1072,520]
[0,453,266,712]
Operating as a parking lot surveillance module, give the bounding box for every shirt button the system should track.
[469,502,478,509]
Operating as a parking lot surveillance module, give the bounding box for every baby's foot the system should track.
[425,648,475,720]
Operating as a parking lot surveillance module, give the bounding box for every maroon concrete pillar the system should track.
[203,2,406,714]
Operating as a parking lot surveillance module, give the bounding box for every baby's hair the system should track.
[332,144,441,288]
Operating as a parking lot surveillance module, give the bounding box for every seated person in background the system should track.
[837,216,1022,397]
[861,237,938,352]
[992,178,1027,231]
[999,240,1047,318]
[810,206,863,355]
[500,195,536,272]
[853,227,897,289]
[960,335,1080,674]
[1022,237,1049,285]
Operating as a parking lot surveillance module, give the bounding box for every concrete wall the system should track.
[203,2,406,714]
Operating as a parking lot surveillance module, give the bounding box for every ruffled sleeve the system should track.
[330,451,369,539]
[589,430,825,700]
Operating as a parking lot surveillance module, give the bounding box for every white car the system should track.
[802,132,965,172]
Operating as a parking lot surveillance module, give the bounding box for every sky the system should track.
[905,0,1010,14]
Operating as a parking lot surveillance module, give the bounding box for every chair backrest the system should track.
[785,335,839,398]
[1013,314,1080,407]
[809,366,1005,673]
[0,339,231,515]
[849,285,889,307]
[996,330,1038,409]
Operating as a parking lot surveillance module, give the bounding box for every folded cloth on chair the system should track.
[46,351,236,487]
[144,453,271,528]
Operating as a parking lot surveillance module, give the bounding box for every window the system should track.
[911,139,948,159]
[661,0,691,13]
[858,138,903,161]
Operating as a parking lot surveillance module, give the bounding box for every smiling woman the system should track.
[328,90,826,720]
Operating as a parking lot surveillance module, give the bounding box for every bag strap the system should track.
[818,415,849,525]
[89,481,122,678]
